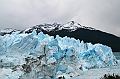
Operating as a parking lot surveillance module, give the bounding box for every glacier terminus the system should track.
[0,29,118,79]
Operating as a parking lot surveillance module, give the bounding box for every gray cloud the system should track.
[0,0,120,37]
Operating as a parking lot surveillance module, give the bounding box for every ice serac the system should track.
[0,30,118,79]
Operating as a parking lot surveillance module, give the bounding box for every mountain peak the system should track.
[67,21,75,25]
[0,28,18,33]
[0,28,20,35]
[0,21,97,35]
[24,21,82,33]
[59,21,81,31]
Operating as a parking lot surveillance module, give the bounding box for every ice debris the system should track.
[0,30,118,79]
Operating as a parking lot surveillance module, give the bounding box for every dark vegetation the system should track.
[100,73,120,79]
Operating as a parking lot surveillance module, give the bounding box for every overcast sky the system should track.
[0,0,120,37]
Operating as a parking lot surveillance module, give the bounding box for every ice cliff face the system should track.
[0,30,118,79]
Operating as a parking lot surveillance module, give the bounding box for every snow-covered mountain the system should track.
[24,21,96,33]
[0,21,95,35]
[0,21,96,37]
[0,28,118,79]
[0,28,20,35]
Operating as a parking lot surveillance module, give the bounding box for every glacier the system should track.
[0,30,118,79]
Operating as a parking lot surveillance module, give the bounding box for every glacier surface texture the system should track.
[0,30,118,79]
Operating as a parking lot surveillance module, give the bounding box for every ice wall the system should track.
[0,30,118,79]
